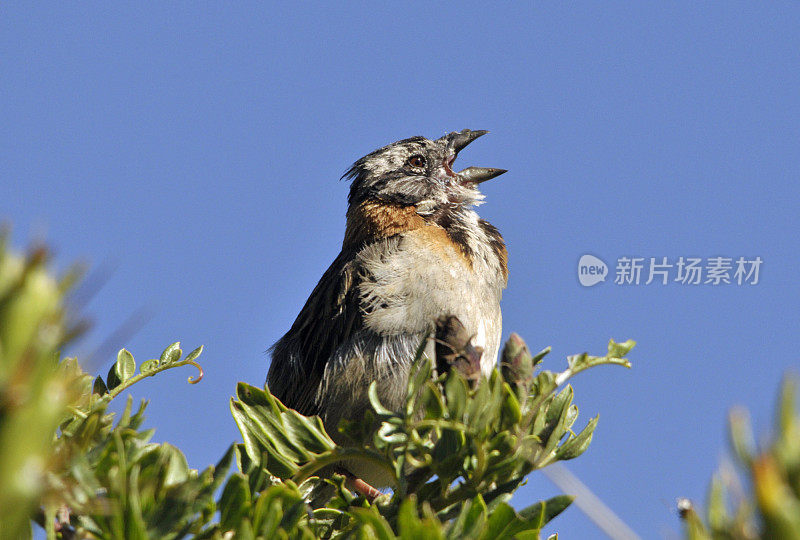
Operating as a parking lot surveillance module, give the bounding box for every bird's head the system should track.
[343,129,506,214]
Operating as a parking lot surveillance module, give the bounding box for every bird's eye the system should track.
[407,155,426,168]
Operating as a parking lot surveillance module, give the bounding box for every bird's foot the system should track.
[335,467,383,503]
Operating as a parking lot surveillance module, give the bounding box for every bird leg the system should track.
[335,467,382,502]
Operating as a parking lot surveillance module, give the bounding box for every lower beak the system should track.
[457,166,507,184]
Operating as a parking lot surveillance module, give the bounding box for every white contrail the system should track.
[542,462,641,540]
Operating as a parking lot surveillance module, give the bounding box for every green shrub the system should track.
[0,234,635,539]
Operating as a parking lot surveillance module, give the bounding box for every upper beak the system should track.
[437,129,507,185]
[446,129,489,154]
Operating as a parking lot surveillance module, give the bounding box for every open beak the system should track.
[438,129,507,185]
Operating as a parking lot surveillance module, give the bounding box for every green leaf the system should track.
[125,464,149,539]
[539,386,574,457]
[432,428,466,479]
[239,386,331,460]
[519,494,574,527]
[236,518,256,540]
[467,373,503,434]
[728,407,755,466]
[398,497,427,539]
[607,338,636,358]
[406,354,433,417]
[777,376,797,437]
[349,507,395,540]
[480,502,536,539]
[706,474,728,530]
[281,409,336,455]
[116,348,136,381]
[93,375,108,395]
[160,341,182,365]
[161,444,190,488]
[140,359,158,374]
[481,502,514,538]
[106,363,122,390]
[499,384,522,428]
[368,381,395,416]
[450,495,488,538]
[219,473,252,531]
[230,399,264,466]
[445,372,469,420]
[422,382,446,419]
[531,346,551,367]
[546,386,574,432]
[531,371,557,398]
[377,422,407,445]
[184,344,204,363]
[555,416,598,460]
[564,404,578,432]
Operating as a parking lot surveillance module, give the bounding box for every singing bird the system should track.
[267,129,508,489]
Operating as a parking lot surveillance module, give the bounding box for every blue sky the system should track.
[2,3,799,538]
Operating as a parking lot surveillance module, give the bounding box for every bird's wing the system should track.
[267,247,364,416]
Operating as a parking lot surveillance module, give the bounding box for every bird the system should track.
[266,129,508,494]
